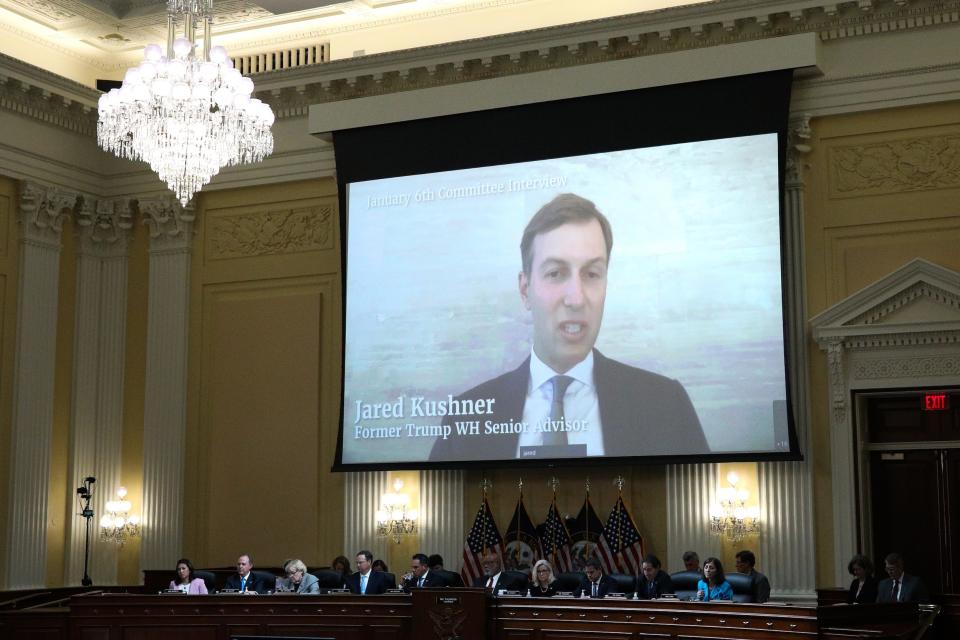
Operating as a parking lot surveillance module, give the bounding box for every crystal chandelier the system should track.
[99,486,142,547]
[376,479,418,544]
[709,471,760,542]
[97,0,274,206]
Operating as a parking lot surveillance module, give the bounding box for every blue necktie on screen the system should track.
[542,375,573,446]
[241,576,246,592]
[361,573,367,594]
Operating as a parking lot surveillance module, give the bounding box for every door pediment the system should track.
[811,258,960,344]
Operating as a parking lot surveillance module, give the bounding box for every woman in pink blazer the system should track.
[169,558,208,594]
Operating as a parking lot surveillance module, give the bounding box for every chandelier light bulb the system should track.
[124,68,142,85]
[726,471,740,487]
[209,45,228,63]
[144,43,163,62]
[116,486,128,499]
[173,37,193,58]
[138,61,157,80]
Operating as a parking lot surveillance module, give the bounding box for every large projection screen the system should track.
[333,70,799,469]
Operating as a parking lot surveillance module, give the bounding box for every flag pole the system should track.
[515,478,523,547]
[584,476,591,557]
[481,476,492,555]
[549,476,560,563]
[615,475,625,565]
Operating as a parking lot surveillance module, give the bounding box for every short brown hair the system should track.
[520,193,613,276]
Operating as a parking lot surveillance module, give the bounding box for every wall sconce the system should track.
[376,478,418,544]
[99,486,141,546]
[709,471,760,541]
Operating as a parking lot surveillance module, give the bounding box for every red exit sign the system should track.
[923,393,950,411]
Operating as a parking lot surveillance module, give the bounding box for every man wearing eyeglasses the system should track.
[279,558,320,594]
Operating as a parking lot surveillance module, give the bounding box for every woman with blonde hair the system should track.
[280,558,320,594]
[528,559,558,597]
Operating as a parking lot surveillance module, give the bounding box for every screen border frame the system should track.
[331,69,802,471]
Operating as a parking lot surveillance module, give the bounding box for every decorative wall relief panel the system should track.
[829,133,960,198]
[206,205,332,259]
[853,355,960,380]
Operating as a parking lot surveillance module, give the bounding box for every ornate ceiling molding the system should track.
[251,0,960,113]
[0,75,98,135]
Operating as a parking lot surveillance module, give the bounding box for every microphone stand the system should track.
[77,477,95,587]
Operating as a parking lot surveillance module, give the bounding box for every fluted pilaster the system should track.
[665,117,817,599]
[419,470,464,569]
[344,471,389,563]
[4,182,74,589]
[757,115,816,601]
[665,463,721,573]
[139,198,193,573]
[64,197,132,586]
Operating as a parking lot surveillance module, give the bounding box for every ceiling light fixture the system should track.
[97,0,275,206]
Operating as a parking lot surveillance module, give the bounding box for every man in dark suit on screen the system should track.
[346,550,389,595]
[876,552,929,603]
[430,193,707,462]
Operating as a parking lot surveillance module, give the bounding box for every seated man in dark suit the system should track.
[576,556,615,598]
[876,552,929,603]
[224,554,271,594]
[473,552,505,591]
[346,550,389,595]
[637,554,673,599]
[402,553,446,590]
[735,550,770,603]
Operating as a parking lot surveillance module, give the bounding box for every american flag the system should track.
[596,494,644,576]
[461,497,504,586]
[540,499,573,573]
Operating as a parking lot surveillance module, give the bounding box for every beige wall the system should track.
[185,179,344,569]
[0,177,18,573]
[804,101,960,586]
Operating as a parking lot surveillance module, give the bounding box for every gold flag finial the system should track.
[614,475,625,492]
